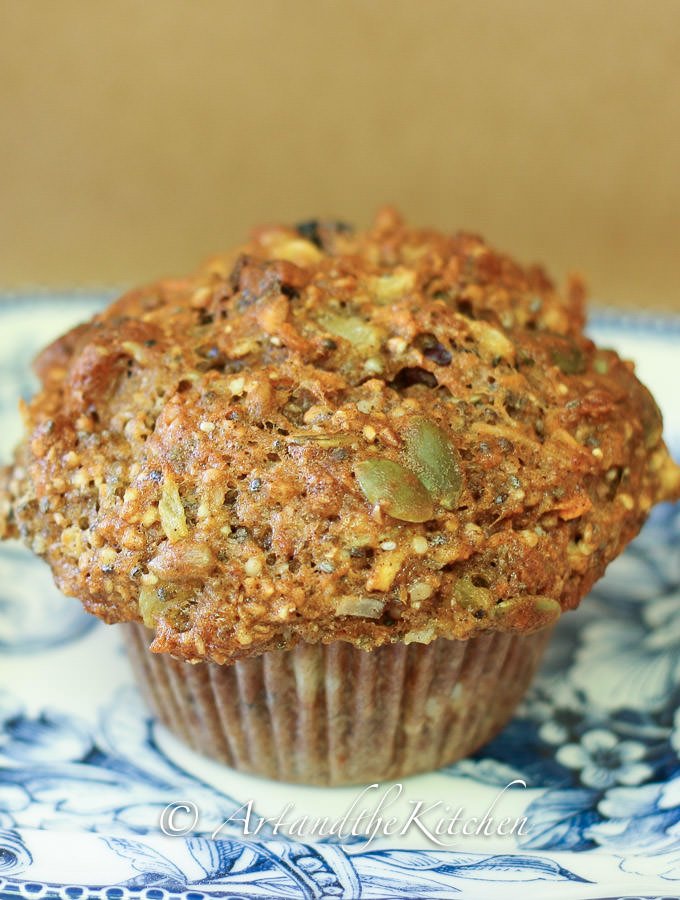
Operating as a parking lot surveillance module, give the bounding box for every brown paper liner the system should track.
[121,621,553,786]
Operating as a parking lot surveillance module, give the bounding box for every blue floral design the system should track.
[555,729,652,790]
[0,829,32,876]
[0,687,278,840]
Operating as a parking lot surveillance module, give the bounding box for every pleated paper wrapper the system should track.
[122,621,553,786]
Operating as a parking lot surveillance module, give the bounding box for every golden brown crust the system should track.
[2,208,679,664]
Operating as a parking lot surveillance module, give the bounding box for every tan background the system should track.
[2,0,679,312]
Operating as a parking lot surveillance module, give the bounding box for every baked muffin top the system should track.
[2,208,679,664]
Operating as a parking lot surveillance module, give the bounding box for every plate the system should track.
[1,294,679,900]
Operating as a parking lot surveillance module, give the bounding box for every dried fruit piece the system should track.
[403,417,463,509]
[354,458,434,523]
[416,332,452,366]
[295,219,352,248]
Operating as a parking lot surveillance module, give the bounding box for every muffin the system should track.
[2,208,679,785]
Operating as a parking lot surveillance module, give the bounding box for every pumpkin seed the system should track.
[550,342,586,374]
[404,417,463,509]
[533,596,562,621]
[640,390,663,449]
[354,457,433,522]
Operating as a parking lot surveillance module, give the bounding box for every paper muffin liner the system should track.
[121,621,553,786]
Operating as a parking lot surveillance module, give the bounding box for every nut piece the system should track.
[318,312,381,354]
[403,624,436,644]
[139,584,162,628]
[149,540,215,581]
[159,475,189,543]
[452,575,491,610]
[335,596,386,618]
[365,545,408,591]
[285,431,356,448]
[403,417,463,510]
[354,457,434,523]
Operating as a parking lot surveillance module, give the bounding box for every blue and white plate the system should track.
[1,295,679,900]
